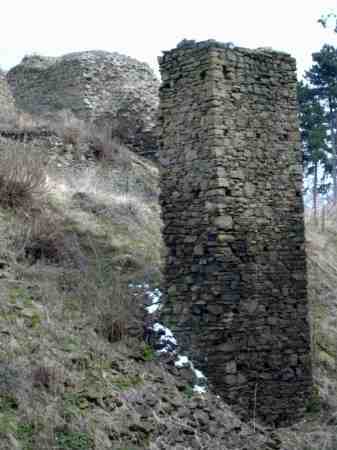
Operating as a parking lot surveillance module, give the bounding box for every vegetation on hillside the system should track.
[1,11,337,447]
[0,113,283,449]
[0,115,166,449]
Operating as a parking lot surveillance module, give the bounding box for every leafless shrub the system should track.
[51,111,132,164]
[95,278,144,343]
[75,239,146,343]
[89,126,130,163]
[32,366,64,393]
[62,126,81,146]
[100,315,127,343]
[1,108,133,167]
[20,212,85,268]
[51,109,87,145]
[7,201,86,269]
[0,145,47,209]
[23,212,67,263]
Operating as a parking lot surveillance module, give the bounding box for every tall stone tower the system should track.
[158,40,312,426]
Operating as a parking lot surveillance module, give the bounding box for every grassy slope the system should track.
[1,131,337,448]
[0,139,276,450]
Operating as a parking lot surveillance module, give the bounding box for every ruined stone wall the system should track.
[0,69,16,120]
[7,52,159,158]
[159,40,312,426]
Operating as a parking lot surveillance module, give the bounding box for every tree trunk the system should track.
[329,109,337,205]
[313,161,318,227]
[321,202,326,232]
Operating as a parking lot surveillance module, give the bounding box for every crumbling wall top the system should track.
[159,39,296,67]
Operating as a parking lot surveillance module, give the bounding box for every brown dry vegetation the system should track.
[0,108,133,165]
[0,114,169,449]
[0,145,47,209]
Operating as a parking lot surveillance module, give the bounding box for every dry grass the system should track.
[0,108,145,174]
[0,121,164,448]
[0,145,48,209]
[88,126,132,164]
[0,143,158,344]
[16,210,85,268]
[300,204,337,449]
[0,146,82,267]
[75,257,146,343]
[51,109,134,165]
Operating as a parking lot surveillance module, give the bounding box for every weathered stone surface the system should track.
[159,40,312,426]
[7,51,160,158]
[0,69,16,119]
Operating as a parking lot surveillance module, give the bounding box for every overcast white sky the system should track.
[1,0,337,78]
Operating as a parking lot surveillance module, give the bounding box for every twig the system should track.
[253,382,258,433]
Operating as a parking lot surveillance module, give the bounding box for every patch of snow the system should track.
[129,281,208,394]
[128,283,163,314]
[147,302,161,314]
[175,355,190,368]
[194,368,206,379]
[153,323,177,346]
[146,288,162,313]
[193,385,207,394]
[151,322,207,392]
[129,283,144,289]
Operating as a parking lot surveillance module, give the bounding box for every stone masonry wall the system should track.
[7,52,159,158]
[159,40,312,426]
[0,69,16,120]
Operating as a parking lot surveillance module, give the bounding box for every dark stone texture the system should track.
[159,40,312,426]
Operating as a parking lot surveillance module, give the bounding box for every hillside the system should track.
[0,61,337,448]
[0,128,283,450]
[0,122,336,449]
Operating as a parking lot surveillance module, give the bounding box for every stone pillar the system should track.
[159,40,312,426]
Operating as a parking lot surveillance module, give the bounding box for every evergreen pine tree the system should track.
[305,45,337,204]
[298,81,328,223]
